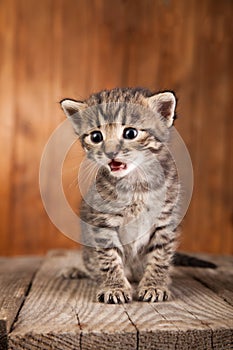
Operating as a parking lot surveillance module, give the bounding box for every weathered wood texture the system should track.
[0,250,231,350]
[0,257,42,350]
[0,0,232,256]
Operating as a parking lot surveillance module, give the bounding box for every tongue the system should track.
[109,160,126,172]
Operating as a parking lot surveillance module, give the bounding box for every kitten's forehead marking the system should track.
[98,123,125,141]
[94,102,143,127]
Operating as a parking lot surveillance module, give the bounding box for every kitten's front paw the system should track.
[97,287,132,304]
[138,286,170,302]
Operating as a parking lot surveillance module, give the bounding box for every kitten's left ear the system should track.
[146,92,176,127]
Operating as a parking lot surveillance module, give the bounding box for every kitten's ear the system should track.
[60,99,88,134]
[60,99,87,117]
[146,92,176,127]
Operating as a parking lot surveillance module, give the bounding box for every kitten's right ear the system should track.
[60,99,87,117]
[60,99,88,134]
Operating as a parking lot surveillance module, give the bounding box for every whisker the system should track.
[78,162,99,191]
[78,162,98,182]
[66,162,98,191]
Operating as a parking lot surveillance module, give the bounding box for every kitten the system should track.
[60,88,195,303]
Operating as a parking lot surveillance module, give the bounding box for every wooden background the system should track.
[0,0,232,256]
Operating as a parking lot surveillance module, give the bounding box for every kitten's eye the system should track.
[90,130,103,143]
[123,127,138,140]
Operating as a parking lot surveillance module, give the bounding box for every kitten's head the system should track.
[60,88,176,178]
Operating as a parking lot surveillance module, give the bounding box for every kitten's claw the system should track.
[138,286,170,302]
[97,288,132,304]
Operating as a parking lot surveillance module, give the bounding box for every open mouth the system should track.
[109,160,127,172]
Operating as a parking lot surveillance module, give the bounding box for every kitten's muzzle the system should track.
[104,141,121,159]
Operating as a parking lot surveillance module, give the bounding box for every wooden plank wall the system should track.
[0,0,232,256]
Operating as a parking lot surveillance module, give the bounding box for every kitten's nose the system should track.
[104,141,120,159]
[105,151,118,159]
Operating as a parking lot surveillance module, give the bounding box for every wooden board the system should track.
[8,251,136,350]
[123,268,233,349]
[0,257,42,350]
[180,253,233,307]
[3,250,233,350]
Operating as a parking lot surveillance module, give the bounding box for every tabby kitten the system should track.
[61,87,180,304]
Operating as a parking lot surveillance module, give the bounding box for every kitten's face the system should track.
[60,89,176,178]
[81,122,154,177]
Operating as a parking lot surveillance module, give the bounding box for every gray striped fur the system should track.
[61,87,180,303]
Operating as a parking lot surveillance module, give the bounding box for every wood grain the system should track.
[170,270,233,349]
[124,269,233,349]
[8,250,136,350]
[5,250,233,350]
[0,256,42,349]
[0,0,232,255]
[180,253,233,307]
[0,0,15,256]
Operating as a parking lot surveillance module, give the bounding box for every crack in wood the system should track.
[74,311,83,350]
[150,302,181,332]
[9,268,40,334]
[123,307,139,350]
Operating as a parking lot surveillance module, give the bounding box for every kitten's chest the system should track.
[119,187,166,254]
[123,192,146,219]
[121,187,165,222]
[119,194,153,251]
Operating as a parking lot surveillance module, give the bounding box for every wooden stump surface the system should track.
[0,250,232,350]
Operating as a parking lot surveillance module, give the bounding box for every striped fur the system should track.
[61,88,180,303]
